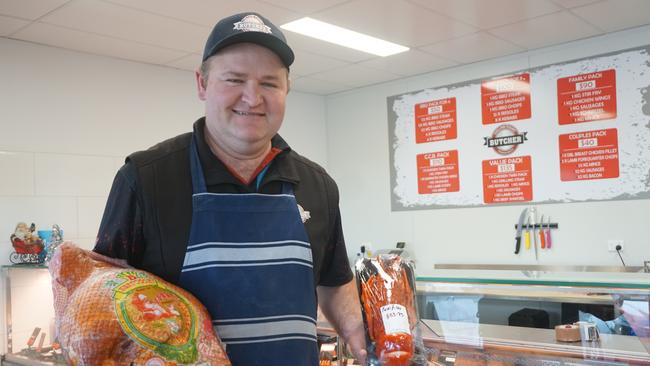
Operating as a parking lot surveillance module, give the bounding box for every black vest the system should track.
[127,132,194,284]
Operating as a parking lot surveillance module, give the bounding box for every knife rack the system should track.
[513,223,559,229]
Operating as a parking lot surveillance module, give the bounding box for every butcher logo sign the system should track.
[484,124,527,155]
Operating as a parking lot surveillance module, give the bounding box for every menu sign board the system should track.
[388,45,650,210]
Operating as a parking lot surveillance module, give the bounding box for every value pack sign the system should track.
[482,156,532,204]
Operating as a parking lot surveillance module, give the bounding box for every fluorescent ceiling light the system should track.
[281,17,409,57]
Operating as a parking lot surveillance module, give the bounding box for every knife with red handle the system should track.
[27,327,41,347]
[546,216,552,248]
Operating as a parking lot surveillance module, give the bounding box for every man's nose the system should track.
[241,81,262,106]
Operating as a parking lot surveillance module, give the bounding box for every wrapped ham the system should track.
[355,254,426,366]
[49,242,231,366]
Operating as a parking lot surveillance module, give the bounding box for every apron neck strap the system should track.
[281,181,293,195]
[189,134,208,194]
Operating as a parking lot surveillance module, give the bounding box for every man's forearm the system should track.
[317,280,367,363]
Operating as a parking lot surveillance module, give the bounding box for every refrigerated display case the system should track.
[416,267,650,365]
[318,267,650,365]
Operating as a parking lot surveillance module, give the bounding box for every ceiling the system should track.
[2,0,650,95]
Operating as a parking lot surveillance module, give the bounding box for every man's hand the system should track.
[318,280,367,365]
[344,321,367,364]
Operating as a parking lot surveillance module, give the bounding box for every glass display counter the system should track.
[415,268,650,365]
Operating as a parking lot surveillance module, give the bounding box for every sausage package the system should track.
[49,242,231,365]
[355,254,426,366]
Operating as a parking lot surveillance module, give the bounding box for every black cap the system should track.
[202,12,294,67]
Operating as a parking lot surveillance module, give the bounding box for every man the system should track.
[94,12,367,365]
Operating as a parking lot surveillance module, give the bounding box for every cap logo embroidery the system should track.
[233,15,272,34]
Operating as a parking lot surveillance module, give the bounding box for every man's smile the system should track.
[233,110,265,116]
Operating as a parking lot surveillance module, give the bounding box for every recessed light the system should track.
[281,17,409,57]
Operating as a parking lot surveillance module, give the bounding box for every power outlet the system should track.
[607,240,624,252]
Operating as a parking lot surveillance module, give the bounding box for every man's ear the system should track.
[286,74,291,94]
[195,69,207,101]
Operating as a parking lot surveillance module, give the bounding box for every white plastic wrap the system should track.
[355,254,427,366]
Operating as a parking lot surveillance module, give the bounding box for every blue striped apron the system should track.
[178,136,319,365]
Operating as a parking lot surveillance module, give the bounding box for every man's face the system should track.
[197,43,289,154]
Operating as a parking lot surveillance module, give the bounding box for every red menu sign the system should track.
[415,97,457,143]
[417,150,460,194]
[482,156,532,203]
[559,128,619,181]
[557,69,617,125]
[481,73,531,124]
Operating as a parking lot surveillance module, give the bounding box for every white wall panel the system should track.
[0,152,34,196]
[77,197,107,239]
[34,153,115,197]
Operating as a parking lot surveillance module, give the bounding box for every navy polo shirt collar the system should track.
[192,117,300,187]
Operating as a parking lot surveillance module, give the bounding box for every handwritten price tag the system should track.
[380,304,411,335]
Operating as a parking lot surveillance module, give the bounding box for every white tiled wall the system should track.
[0,152,34,196]
[0,38,328,355]
[33,153,116,198]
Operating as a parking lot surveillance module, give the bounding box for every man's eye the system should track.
[226,79,243,84]
[261,82,277,88]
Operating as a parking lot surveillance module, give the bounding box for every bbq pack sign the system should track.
[481,73,531,124]
[484,124,528,155]
[388,44,650,210]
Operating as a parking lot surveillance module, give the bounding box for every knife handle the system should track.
[27,327,41,347]
[546,229,552,248]
[540,229,546,249]
[524,231,531,249]
[515,237,521,254]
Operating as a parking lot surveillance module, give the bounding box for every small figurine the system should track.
[45,224,64,263]
[51,224,63,243]
[10,222,45,264]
